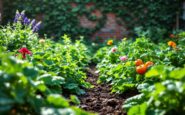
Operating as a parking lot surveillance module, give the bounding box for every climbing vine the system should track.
[3,0,181,41]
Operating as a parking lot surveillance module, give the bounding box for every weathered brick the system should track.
[91,12,128,40]
[79,15,97,29]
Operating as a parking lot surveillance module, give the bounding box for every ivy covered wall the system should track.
[2,0,181,42]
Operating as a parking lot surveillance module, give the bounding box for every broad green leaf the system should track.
[37,74,65,86]
[70,95,80,105]
[41,107,75,115]
[23,67,38,78]
[47,94,69,107]
[128,103,147,115]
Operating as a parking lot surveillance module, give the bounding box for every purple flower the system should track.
[20,11,25,20]
[23,17,31,25]
[30,19,36,28]
[32,21,41,32]
[14,10,25,23]
[13,10,41,33]
[14,11,20,23]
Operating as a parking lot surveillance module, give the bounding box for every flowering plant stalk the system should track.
[14,10,41,33]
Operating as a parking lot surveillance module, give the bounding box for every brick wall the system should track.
[92,13,128,40]
[75,2,129,40]
[0,1,129,39]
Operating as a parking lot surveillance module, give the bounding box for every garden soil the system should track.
[79,65,138,115]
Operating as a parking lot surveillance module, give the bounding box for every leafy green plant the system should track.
[96,35,185,94]
[0,23,38,51]
[31,35,92,95]
[0,13,92,94]
[0,11,94,114]
[0,53,93,114]
[123,65,185,115]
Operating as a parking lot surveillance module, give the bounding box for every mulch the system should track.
[79,66,138,115]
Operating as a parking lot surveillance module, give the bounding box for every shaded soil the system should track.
[79,66,138,115]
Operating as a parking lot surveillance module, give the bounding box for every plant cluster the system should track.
[95,33,185,114]
[123,65,185,115]
[0,11,93,114]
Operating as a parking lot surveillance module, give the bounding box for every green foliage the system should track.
[128,103,147,115]
[0,54,74,114]
[124,65,185,115]
[94,31,185,114]
[1,7,185,114]
[135,26,167,42]
[96,34,185,93]
[41,106,95,115]
[31,35,91,95]
[0,22,38,51]
[0,17,93,114]
[70,95,81,105]
[0,21,92,94]
[93,47,109,63]
[3,0,180,41]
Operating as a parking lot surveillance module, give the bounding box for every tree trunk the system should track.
[0,0,3,23]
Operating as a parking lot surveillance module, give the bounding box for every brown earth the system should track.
[79,66,138,115]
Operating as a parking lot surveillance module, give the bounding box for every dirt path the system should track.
[79,66,137,115]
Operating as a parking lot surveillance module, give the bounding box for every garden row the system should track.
[94,33,185,114]
[1,10,185,115]
[0,11,94,115]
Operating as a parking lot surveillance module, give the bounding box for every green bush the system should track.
[96,35,185,93]
[0,53,94,114]
[95,32,185,114]
[123,65,185,115]
[0,12,94,114]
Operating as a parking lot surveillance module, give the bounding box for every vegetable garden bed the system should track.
[0,11,185,115]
